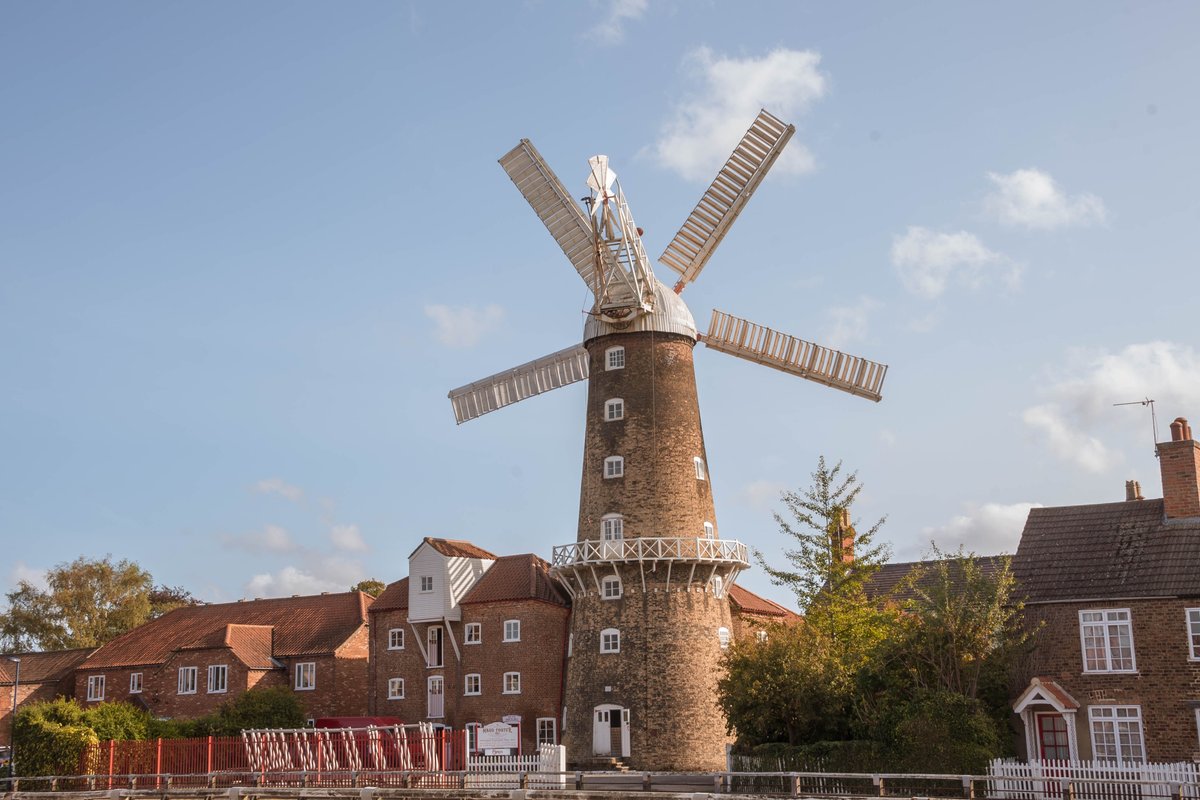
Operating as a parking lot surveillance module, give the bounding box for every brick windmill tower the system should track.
[448,111,888,770]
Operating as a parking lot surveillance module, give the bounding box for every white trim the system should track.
[605,346,625,370]
[601,574,622,600]
[703,521,714,539]
[464,622,482,644]
[426,625,444,668]
[388,628,405,650]
[536,717,557,746]
[601,514,624,541]
[427,675,445,718]
[1088,705,1145,766]
[1079,608,1137,673]
[387,677,405,699]
[419,575,434,593]
[1186,607,1200,661]
[129,672,142,694]
[503,619,521,642]
[464,673,481,696]
[502,671,521,694]
[178,666,197,695]
[466,722,481,753]
[600,628,620,653]
[712,575,724,598]
[694,457,706,480]
[207,664,228,694]
[1195,708,1200,750]
[294,661,316,691]
[86,674,105,702]
[604,398,625,421]
[717,627,730,649]
[604,456,624,479]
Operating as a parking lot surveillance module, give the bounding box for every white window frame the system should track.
[1187,608,1200,661]
[600,628,621,653]
[604,456,624,479]
[294,661,316,691]
[567,633,573,658]
[756,629,769,643]
[87,674,105,702]
[503,672,521,694]
[129,672,143,694]
[718,627,731,649]
[1195,708,1200,750]
[703,521,714,539]
[207,664,228,694]
[602,574,622,600]
[1079,608,1137,673]
[388,677,405,699]
[694,457,706,480]
[712,575,724,598]
[466,722,481,753]
[178,666,197,695]
[464,622,482,645]
[1088,705,1145,766]
[419,575,434,593]
[605,398,625,421]
[464,673,481,696]
[601,514,624,540]
[388,628,405,650]
[503,619,521,642]
[536,717,557,746]
[605,346,625,370]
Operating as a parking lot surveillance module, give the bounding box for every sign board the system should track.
[478,721,519,750]
[502,714,522,724]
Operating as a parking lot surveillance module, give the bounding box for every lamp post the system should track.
[6,657,18,783]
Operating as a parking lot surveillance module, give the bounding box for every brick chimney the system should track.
[1157,417,1200,519]
[831,507,855,564]
[1124,480,1143,501]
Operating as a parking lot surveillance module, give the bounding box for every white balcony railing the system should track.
[551,537,749,568]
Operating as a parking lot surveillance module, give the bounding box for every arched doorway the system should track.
[592,704,630,757]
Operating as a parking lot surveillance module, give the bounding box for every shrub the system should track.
[210,686,305,734]
[82,701,150,742]
[13,699,99,777]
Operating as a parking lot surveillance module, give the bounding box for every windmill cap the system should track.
[583,277,697,343]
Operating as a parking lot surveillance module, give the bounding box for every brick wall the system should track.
[1157,436,1200,519]
[0,682,64,748]
[1022,597,1200,761]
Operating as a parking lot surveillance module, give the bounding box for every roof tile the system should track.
[460,554,567,606]
[0,648,94,684]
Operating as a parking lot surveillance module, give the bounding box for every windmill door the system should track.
[592,704,629,757]
[592,708,611,755]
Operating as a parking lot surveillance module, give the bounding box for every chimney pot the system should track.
[1125,480,1143,501]
[1158,414,1200,518]
[1171,417,1191,441]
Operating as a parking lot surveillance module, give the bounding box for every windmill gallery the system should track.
[446,110,889,770]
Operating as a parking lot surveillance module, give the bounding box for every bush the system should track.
[878,689,1003,774]
[83,701,150,742]
[210,686,305,734]
[13,699,99,777]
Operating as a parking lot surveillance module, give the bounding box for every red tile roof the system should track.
[79,592,369,670]
[369,577,409,613]
[728,585,798,619]
[0,648,94,684]
[460,554,568,606]
[414,537,497,560]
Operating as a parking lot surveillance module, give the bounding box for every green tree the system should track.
[208,686,306,735]
[148,584,203,619]
[350,579,385,597]
[0,556,154,651]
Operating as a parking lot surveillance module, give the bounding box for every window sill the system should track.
[294,687,316,692]
[207,690,228,695]
[1081,669,1139,675]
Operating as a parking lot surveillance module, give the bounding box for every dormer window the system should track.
[606,346,625,370]
[605,399,625,421]
[605,456,624,479]
[419,576,434,593]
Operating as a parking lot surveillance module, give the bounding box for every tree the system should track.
[0,556,153,651]
[350,579,385,597]
[149,585,203,619]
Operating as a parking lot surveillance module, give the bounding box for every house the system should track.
[1011,416,1200,764]
[0,648,94,749]
[367,538,570,752]
[73,591,372,721]
[727,584,801,640]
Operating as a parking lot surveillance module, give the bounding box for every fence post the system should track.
[789,774,800,797]
[575,770,583,790]
[873,775,884,796]
[642,771,651,792]
[155,738,162,791]
[207,735,213,776]
[107,739,115,790]
[962,775,975,799]
[1060,778,1075,800]
[1170,783,1183,800]
[520,771,530,789]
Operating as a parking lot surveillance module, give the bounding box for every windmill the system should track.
[446,110,888,771]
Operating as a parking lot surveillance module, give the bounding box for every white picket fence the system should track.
[464,744,566,788]
[989,758,1200,799]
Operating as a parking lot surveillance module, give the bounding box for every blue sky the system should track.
[3,2,1199,610]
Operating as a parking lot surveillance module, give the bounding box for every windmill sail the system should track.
[703,310,887,402]
[448,344,591,424]
[500,140,608,295]
[659,110,795,291]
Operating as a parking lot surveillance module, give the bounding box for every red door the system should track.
[1036,712,1070,761]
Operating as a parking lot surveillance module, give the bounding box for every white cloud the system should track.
[588,0,647,45]
[1023,341,1200,472]
[736,480,787,511]
[984,168,1106,230]
[245,566,343,598]
[651,47,828,181]
[891,226,1015,298]
[330,524,368,553]
[879,429,897,447]
[221,524,297,554]
[922,502,1043,555]
[425,304,505,348]
[825,296,881,349]
[252,478,303,502]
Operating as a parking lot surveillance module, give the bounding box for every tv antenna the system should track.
[1113,398,1159,456]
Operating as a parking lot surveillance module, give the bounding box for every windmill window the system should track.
[694,457,707,480]
[602,575,622,600]
[717,627,731,649]
[601,514,624,540]
[605,456,624,479]
[606,346,625,370]
[712,576,724,598]
[605,399,625,421]
[703,521,714,539]
[600,628,621,653]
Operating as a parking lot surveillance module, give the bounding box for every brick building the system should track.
[1011,416,1200,763]
[73,591,371,721]
[0,648,93,750]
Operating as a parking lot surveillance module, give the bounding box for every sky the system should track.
[3,2,1200,611]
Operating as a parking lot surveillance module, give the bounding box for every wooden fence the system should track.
[989,758,1200,799]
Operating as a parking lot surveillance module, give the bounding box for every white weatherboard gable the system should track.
[407,541,493,622]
